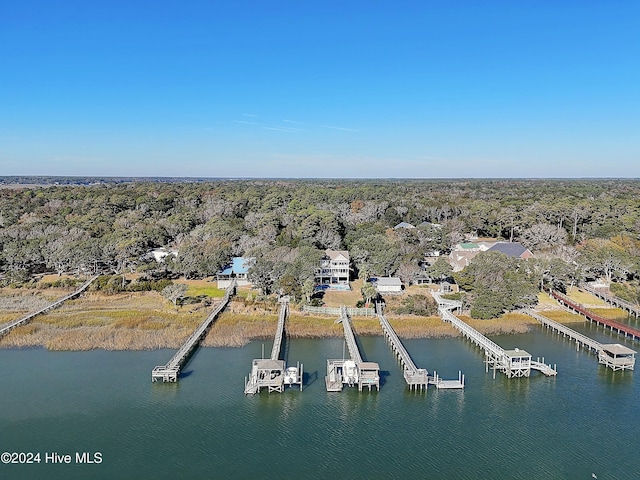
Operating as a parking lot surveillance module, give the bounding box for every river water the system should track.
[1,323,639,479]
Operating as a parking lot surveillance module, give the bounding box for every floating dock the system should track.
[0,274,99,338]
[326,306,380,392]
[377,306,464,390]
[525,309,636,371]
[152,281,235,382]
[432,293,557,378]
[244,297,303,394]
[549,289,640,342]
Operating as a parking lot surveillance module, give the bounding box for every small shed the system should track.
[598,344,636,371]
[504,348,532,378]
[374,277,403,293]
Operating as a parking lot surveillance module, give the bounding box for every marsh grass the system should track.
[541,310,585,323]
[566,287,608,307]
[0,288,546,351]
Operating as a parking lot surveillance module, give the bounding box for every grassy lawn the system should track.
[321,279,364,307]
[178,279,226,298]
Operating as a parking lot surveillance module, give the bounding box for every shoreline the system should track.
[1,287,624,352]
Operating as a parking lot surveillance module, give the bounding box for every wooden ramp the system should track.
[325,306,380,392]
[548,289,640,342]
[244,298,303,395]
[432,293,557,379]
[0,275,99,338]
[152,281,235,382]
[581,283,640,318]
[377,305,463,390]
[525,308,635,371]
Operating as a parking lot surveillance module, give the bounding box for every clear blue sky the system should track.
[1,1,638,178]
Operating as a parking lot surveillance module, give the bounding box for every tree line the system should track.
[1,178,639,316]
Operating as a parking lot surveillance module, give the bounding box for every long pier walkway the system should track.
[244,298,303,394]
[325,306,380,392]
[580,283,640,318]
[152,280,235,382]
[548,289,640,342]
[0,274,100,338]
[377,305,463,390]
[524,308,635,371]
[432,293,557,378]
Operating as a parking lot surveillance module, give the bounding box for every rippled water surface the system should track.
[1,325,639,479]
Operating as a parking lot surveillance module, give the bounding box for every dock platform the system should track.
[525,309,635,371]
[325,306,380,392]
[377,306,463,390]
[152,281,235,382]
[244,298,303,394]
[432,293,557,378]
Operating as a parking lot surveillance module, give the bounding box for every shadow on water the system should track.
[179,369,194,378]
[303,370,318,387]
[378,369,391,388]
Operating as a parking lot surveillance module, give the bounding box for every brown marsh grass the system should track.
[1,288,546,351]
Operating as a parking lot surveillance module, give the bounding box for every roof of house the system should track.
[374,277,402,287]
[394,222,416,229]
[487,242,530,258]
[326,249,350,261]
[220,257,254,275]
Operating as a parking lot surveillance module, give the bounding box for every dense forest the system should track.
[1,178,639,318]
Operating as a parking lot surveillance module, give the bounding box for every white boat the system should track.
[284,366,298,385]
[343,360,358,386]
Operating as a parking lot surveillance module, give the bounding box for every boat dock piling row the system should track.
[152,280,236,382]
[244,297,303,394]
[432,293,557,378]
[325,306,380,392]
[377,304,463,390]
[526,306,635,371]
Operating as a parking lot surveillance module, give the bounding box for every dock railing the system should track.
[152,280,235,382]
[0,274,100,338]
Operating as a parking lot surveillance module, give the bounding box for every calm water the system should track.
[1,323,639,480]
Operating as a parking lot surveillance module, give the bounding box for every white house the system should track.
[315,250,350,287]
[374,277,403,294]
[217,257,254,289]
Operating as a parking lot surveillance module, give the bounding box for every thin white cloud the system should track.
[242,113,258,117]
[282,119,305,125]
[234,120,260,125]
[261,126,299,132]
[320,125,361,133]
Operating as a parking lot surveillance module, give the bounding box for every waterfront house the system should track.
[315,250,350,287]
[217,257,253,289]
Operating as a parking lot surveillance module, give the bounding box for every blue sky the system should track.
[1,1,638,178]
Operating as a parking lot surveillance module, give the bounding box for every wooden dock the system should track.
[244,298,303,394]
[432,293,557,378]
[377,306,463,390]
[325,306,380,392]
[548,289,640,342]
[0,274,99,338]
[152,281,235,382]
[580,283,640,318]
[524,309,635,371]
